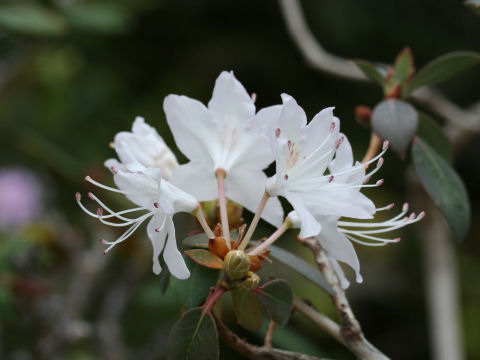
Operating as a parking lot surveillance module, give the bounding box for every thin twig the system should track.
[215,316,330,360]
[264,320,277,348]
[298,237,390,360]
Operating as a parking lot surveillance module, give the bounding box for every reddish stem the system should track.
[202,285,227,313]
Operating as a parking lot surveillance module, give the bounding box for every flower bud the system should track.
[223,250,250,280]
[239,271,260,291]
[209,236,230,259]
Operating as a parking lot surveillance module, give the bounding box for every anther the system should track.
[75,192,81,201]
[100,239,107,244]
[97,208,104,216]
[103,249,109,255]
[417,211,426,220]
[154,202,159,208]
[402,203,409,212]
[85,175,91,181]
[375,179,384,186]
[382,140,390,150]
[88,192,95,200]
[393,237,402,243]
[109,142,115,149]
[275,128,281,138]
[387,203,395,210]
[409,213,416,220]
[251,93,257,103]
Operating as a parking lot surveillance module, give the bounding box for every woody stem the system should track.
[202,285,227,313]
[238,191,269,250]
[215,169,231,246]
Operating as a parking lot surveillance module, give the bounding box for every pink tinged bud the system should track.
[88,192,95,200]
[376,179,384,186]
[382,140,390,151]
[275,128,281,138]
[75,192,81,201]
[154,202,159,208]
[330,122,335,132]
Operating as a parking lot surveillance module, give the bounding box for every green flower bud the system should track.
[239,271,260,291]
[223,250,250,280]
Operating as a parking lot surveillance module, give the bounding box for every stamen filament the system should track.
[215,169,231,247]
[85,176,124,194]
[194,207,215,239]
[249,220,290,255]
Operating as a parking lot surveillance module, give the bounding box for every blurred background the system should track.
[0,0,479,359]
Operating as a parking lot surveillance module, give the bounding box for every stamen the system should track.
[84,176,124,194]
[382,140,389,150]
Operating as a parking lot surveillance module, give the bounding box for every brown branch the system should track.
[263,320,276,348]
[215,316,330,360]
[298,238,390,360]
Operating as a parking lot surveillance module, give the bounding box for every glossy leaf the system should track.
[406,51,480,93]
[231,288,263,331]
[417,112,453,162]
[269,245,332,295]
[256,279,293,326]
[0,5,66,36]
[394,47,414,84]
[371,99,418,155]
[167,307,219,360]
[353,60,386,86]
[412,138,471,239]
[185,249,224,269]
[171,257,220,308]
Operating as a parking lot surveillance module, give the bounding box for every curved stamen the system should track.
[88,193,139,222]
[85,176,124,194]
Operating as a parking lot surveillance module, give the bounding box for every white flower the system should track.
[107,116,178,179]
[314,205,425,289]
[163,71,284,227]
[266,94,383,238]
[76,168,198,279]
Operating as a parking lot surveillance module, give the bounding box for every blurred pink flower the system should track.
[0,168,42,229]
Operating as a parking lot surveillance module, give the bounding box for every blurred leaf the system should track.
[159,263,171,295]
[268,245,332,295]
[231,288,263,331]
[0,5,66,36]
[406,51,480,93]
[412,138,471,239]
[465,0,480,15]
[167,307,219,360]
[417,111,453,162]
[171,258,219,309]
[183,233,210,249]
[185,249,223,269]
[371,99,418,155]
[394,47,414,84]
[63,3,133,34]
[256,279,293,326]
[353,60,386,86]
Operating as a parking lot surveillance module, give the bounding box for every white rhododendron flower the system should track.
[163,71,283,227]
[266,94,383,238]
[77,168,198,279]
[108,116,178,179]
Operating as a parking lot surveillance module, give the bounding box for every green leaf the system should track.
[268,245,332,295]
[371,99,418,155]
[394,47,414,84]
[167,307,219,360]
[353,60,386,86]
[412,138,471,239]
[256,279,293,326]
[63,3,132,34]
[185,249,224,269]
[0,5,66,36]
[465,0,480,15]
[406,51,480,93]
[159,260,171,295]
[417,111,453,163]
[231,288,263,331]
[171,257,220,309]
[183,232,237,249]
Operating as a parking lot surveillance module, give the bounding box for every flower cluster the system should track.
[77,71,423,288]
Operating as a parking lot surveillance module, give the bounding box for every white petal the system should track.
[225,166,284,227]
[164,95,219,163]
[104,158,127,173]
[302,107,338,156]
[278,94,307,141]
[329,257,351,289]
[329,132,353,173]
[113,171,158,210]
[114,138,147,173]
[159,179,198,214]
[164,216,190,279]
[316,219,362,283]
[170,161,218,202]
[147,214,168,275]
[208,71,255,126]
[286,191,321,238]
